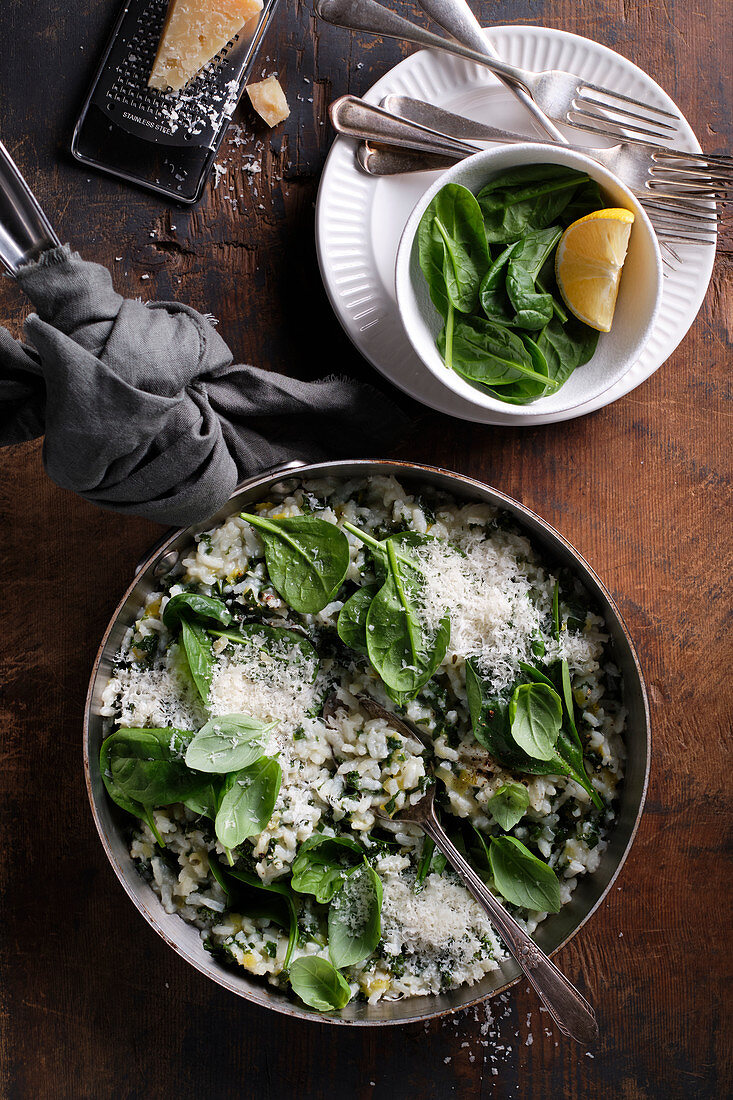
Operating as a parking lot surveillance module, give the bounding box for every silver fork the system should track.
[315,0,682,146]
[330,96,723,245]
[330,693,598,1045]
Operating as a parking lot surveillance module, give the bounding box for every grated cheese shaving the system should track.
[415,533,547,693]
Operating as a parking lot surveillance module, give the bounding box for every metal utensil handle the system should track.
[316,0,532,93]
[415,0,566,143]
[330,96,479,158]
[381,95,552,147]
[358,143,462,176]
[421,810,599,1045]
[0,140,60,276]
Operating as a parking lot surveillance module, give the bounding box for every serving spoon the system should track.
[324,691,599,1045]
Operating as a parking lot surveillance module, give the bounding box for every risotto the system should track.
[99,477,625,1012]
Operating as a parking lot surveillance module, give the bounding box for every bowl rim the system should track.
[83,458,651,1026]
[394,143,664,417]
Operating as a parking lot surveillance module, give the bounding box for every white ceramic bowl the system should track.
[395,144,663,417]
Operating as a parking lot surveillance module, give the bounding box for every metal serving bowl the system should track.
[84,459,650,1026]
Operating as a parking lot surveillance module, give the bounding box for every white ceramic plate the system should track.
[315,25,716,425]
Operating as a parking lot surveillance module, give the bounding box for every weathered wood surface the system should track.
[0,0,730,1097]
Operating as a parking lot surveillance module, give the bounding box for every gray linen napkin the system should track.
[0,246,405,525]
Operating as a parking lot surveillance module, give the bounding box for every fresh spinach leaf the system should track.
[489,835,562,912]
[180,618,214,703]
[415,835,448,888]
[465,659,514,757]
[211,623,319,683]
[416,835,435,887]
[477,166,589,243]
[487,782,530,831]
[561,177,605,226]
[342,526,450,695]
[224,867,299,967]
[468,824,493,881]
[162,592,232,631]
[185,714,276,774]
[289,956,352,1012]
[100,737,168,845]
[328,864,383,969]
[506,226,563,330]
[536,316,599,389]
[508,682,563,760]
[183,781,220,820]
[214,756,282,849]
[560,661,582,751]
[479,242,518,323]
[439,315,559,394]
[556,726,603,809]
[241,513,350,615]
[291,834,364,903]
[518,661,555,689]
[417,183,490,317]
[337,584,380,657]
[207,853,232,897]
[357,531,450,696]
[466,660,591,793]
[100,735,143,816]
[105,728,208,806]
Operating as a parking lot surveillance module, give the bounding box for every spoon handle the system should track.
[414,0,566,142]
[421,811,599,1046]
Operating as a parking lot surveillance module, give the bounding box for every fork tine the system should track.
[649,220,717,238]
[642,208,719,239]
[650,159,733,181]
[648,211,718,235]
[645,210,718,234]
[647,181,730,199]
[575,91,679,132]
[654,228,717,244]
[653,171,733,190]
[578,81,680,120]
[566,108,678,144]
[639,196,720,224]
[654,150,733,170]
[642,196,724,218]
[649,170,733,195]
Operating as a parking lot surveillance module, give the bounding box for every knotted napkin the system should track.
[0,246,405,526]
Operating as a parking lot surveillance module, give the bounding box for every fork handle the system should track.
[414,0,566,143]
[315,0,532,94]
[421,813,599,1046]
[330,96,480,159]
[0,140,60,276]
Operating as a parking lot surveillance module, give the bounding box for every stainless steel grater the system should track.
[72,0,281,203]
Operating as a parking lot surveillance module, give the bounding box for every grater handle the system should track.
[0,140,61,276]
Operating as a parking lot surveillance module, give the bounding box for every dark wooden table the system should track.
[0,1,730,1096]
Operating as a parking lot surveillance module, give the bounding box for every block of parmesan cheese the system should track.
[149,0,263,92]
[246,75,290,127]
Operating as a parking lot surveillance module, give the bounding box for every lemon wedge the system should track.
[555,208,634,332]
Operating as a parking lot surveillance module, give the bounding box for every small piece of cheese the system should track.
[149,0,263,92]
[246,75,290,127]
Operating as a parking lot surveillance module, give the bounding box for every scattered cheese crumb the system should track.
[247,75,290,126]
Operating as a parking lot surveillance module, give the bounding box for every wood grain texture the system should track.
[0,0,730,1097]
